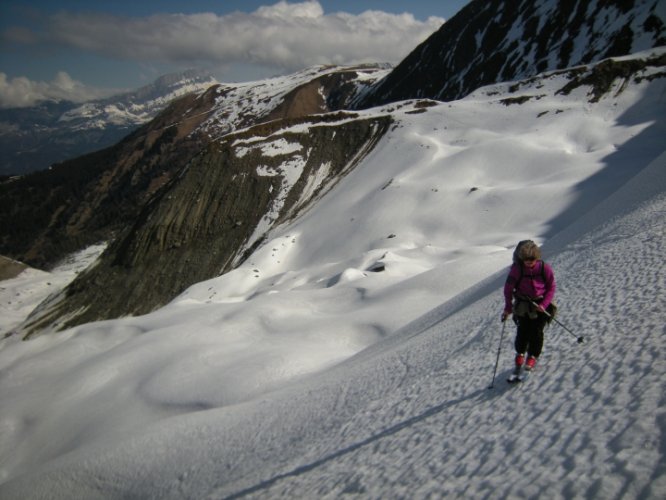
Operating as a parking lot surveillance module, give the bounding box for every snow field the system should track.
[202,152,666,499]
[0,54,664,498]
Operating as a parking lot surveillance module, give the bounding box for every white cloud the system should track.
[0,72,117,108]
[1,1,445,107]
[45,1,444,73]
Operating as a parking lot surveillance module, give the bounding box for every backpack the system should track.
[512,240,558,323]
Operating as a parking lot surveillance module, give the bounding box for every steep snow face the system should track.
[0,51,664,497]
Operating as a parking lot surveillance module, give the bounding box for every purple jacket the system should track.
[503,260,556,313]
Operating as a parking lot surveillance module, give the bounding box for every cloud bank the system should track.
[45,2,443,70]
[1,1,445,107]
[0,72,118,108]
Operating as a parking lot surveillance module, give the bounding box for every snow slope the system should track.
[0,51,665,498]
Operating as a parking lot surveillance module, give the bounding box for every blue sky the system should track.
[0,1,470,107]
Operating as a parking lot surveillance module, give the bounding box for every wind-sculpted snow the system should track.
[217,153,666,500]
[0,51,665,497]
[1,150,664,500]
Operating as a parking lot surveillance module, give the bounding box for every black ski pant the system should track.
[514,313,548,358]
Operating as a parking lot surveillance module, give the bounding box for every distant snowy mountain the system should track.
[0,70,218,175]
[59,69,218,129]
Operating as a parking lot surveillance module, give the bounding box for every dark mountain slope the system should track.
[0,89,219,269]
[21,113,391,335]
[354,0,665,108]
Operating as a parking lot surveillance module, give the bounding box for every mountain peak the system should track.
[110,69,218,105]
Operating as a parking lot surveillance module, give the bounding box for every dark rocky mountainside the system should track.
[354,0,665,108]
[0,66,392,335]
[0,65,387,271]
[0,89,220,269]
[23,113,391,334]
[0,255,27,281]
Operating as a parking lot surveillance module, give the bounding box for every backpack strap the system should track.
[514,260,546,290]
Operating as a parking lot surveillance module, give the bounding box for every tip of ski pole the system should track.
[577,337,584,344]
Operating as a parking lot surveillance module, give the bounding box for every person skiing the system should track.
[501,240,556,374]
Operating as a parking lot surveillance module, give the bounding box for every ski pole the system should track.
[530,300,584,344]
[489,319,507,389]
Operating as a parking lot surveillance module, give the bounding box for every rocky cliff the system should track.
[0,88,220,269]
[0,65,392,335]
[21,112,391,335]
[0,65,388,271]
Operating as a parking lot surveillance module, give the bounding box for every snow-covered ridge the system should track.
[198,64,390,139]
